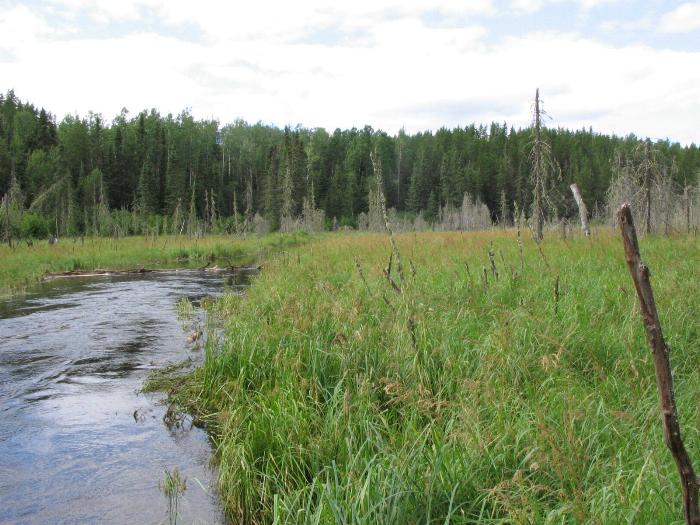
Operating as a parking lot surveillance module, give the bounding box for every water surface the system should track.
[0,270,252,524]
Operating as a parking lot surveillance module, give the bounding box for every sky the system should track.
[1,0,699,143]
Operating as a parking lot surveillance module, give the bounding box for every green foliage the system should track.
[0,232,306,296]
[20,213,50,238]
[1,174,24,243]
[160,467,187,525]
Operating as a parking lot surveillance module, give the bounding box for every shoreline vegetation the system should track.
[154,227,698,524]
[43,264,261,279]
[0,232,307,296]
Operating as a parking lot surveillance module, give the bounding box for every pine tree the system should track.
[1,173,23,245]
[499,190,508,228]
[137,159,159,215]
[426,191,439,223]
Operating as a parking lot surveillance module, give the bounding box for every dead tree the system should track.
[244,168,254,233]
[396,130,404,207]
[632,141,663,235]
[569,183,590,236]
[232,187,239,234]
[617,203,699,525]
[529,89,557,241]
[684,183,691,235]
[532,89,544,240]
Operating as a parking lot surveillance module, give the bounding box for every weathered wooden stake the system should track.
[570,183,590,236]
[617,203,700,525]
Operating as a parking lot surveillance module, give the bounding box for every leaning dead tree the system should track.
[618,203,699,525]
[569,183,590,236]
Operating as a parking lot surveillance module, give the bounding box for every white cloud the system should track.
[1,2,699,144]
[660,2,700,34]
[40,0,495,40]
[599,15,652,33]
[510,0,620,14]
[45,0,145,25]
[0,5,54,48]
[577,0,618,9]
[161,0,495,44]
[510,0,545,13]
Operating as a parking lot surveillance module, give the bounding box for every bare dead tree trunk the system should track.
[232,187,239,235]
[396,133,403,208]
[685,184,691,235]
[4,197,11,248]
[7,157,16,248]
[244,168,253,234]
[570,183,590,236]
[617,203,700,525]
[500,190,508,229]
[532,89,544,241]
[642,143,653,236]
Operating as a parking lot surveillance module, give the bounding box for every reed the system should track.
[162,228,699,524]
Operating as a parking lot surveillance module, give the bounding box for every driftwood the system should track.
[570,183,590,236]
[43,265,261,280]
[617,203,699,525]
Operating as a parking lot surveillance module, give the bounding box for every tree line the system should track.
[1,89,699,240]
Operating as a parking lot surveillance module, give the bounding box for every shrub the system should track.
[20,213,50,239]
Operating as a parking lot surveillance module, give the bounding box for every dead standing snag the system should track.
[570,183,590,237]
[617,203,699,525]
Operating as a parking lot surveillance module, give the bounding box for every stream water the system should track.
[0,270,253,524]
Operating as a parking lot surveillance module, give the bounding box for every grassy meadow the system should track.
[165,227,700,524]
[0,232,308,296]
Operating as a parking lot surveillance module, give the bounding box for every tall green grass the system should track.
[0,232,308,296]
[170,229,698,523]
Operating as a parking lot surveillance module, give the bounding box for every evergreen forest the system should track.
[1,89,698,239]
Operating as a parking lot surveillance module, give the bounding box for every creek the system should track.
[0,269,253,524]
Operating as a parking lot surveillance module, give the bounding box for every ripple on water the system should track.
[0,271,237,524]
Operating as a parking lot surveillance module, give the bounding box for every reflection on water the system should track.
[0,269,255,524]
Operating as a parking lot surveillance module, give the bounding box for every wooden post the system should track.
[570,183,590,236]
[617,203,700,525]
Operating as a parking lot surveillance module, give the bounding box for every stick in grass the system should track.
[617,203,700,525]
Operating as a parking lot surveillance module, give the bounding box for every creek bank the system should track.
[43,264,262,280]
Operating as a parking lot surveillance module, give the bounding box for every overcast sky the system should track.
[1,0,699,143]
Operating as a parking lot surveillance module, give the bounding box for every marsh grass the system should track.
[161,229,698,524]
[0,232,307,296]
[142,359,194,394]
[160,467,187,525]
[176,297,196,326]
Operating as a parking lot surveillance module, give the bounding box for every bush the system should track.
[20,213,50,239]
